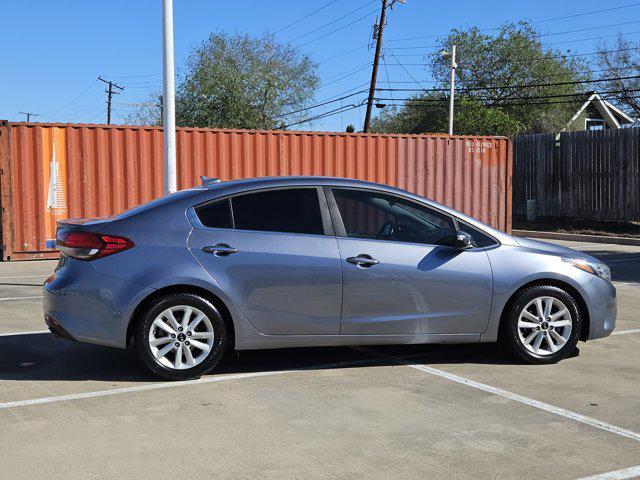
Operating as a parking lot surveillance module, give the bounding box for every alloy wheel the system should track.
[517,296,572,356]
[148,305,215,370]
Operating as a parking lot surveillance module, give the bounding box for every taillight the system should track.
[56,232,133,260]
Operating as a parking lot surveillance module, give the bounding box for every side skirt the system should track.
[235,333,482,351]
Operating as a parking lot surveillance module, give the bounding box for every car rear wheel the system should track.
[501,285,581,364]
[135,293,227,380]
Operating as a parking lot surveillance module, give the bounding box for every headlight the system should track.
[562,255,611,281]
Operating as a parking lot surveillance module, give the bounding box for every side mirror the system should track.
[453,231,475,250]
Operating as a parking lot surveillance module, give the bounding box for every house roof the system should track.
[564,92,635,131]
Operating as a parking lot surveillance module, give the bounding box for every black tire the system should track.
[500,285,581,364]
[135,293,227,380]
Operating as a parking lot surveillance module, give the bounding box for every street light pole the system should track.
[443,44,457,136]
[162,0,177,194]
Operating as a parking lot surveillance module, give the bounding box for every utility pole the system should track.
[363,0,405,132]
[441,45,457,136]
[162,0,177,194]
[98,76,124,125]
[19,112,39,122]
[363,0,388,133]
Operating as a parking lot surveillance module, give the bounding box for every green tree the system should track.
[178,31,319,129]
[124,95,163,126]
[374,21,591,135]
[372,93,522,136]
[596,35,640,117]
[129,32,319,129]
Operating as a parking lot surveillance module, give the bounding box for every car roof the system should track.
[202,176,386,190]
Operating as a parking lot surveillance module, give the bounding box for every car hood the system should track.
[513,236,601,263]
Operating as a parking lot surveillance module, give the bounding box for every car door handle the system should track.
[202,244,238,256]
[346,255,380,267]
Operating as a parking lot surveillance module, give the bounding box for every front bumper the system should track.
[43,258,153,349]
[582,276,617,340]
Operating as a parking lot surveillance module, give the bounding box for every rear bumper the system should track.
[582,276,617,340]
[43,259,153,349]
[45,314,76,341]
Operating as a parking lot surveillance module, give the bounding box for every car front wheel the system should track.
[501,285,581,364]
[135,293,227,380]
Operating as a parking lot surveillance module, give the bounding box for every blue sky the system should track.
[1,0,638,131]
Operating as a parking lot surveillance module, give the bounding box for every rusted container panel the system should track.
[0,121,511,260]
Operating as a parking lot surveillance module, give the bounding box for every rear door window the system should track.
[232,188,324,235]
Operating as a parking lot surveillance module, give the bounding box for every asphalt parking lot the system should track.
[0,239,638,480]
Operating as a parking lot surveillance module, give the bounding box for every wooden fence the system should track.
[513,128,640,222]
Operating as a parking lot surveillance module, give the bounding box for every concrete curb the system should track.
[512,229,640,246]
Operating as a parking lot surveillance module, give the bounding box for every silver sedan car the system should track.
[44,176,616,380]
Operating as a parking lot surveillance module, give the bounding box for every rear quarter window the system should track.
[194,199,232,229]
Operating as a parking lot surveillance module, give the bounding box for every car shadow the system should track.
[0,332,567,383]
[581,250,640,284]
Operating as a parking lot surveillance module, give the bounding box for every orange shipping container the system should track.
[0,121,512,261]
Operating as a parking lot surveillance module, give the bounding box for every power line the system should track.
[106,73,162,79]
[38,94,106,121]
[390,53,428,90]
[282,82,369,107]
[375,74,640,93]
[533,2,640,23]
[538,19,640,38]
[285,0,377,44]
[84,108,108,124]
[319,44,370,63]
[298,7,379,48]
[285,101,366,128]
[383,93,640,109]
[382,54,394,106]
[544,29,640,46]
[321,62,372,82]
[273,0,341,35]
[319,65,372,89]
[385,3,640,43]
[40,79,100,115]
[375,87,640,104]
[377,46,640,67]
[388,29,640,55]
[118,80,164,86]
[276,89,369,117]
[380,64,640,85]
[72,101,111,123]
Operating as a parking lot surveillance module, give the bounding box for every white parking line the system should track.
[604,257,640,263]
[0,275,48,280]
[356,347,640,443]
[0,329,49,337]
[0,356,381,411]
[0,296,43,302]
[612,329,640,336]
[575,465,640,480]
